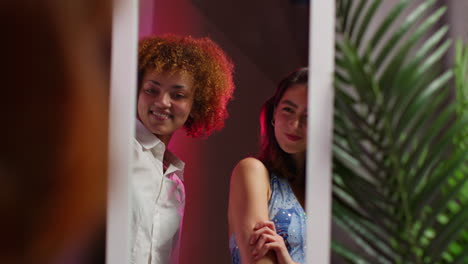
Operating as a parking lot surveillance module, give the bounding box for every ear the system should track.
[185,113,195,124]
[272,106,277,118]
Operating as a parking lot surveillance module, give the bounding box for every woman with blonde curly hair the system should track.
[132,34,235,264]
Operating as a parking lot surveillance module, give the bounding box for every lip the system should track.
[150,110,171,121]
[285,133,302,142]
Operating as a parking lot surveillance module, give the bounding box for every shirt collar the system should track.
[135,119,185,179]
[135,119,162,150]
[164,151,185,178]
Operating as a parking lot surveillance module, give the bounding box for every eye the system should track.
[282,107,295,114]
[144,88,157,95]
[171,93,186,100]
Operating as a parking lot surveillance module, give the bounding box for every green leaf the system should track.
[426,207,468,262]
[365,0,410,56]
[347,0,368,39]
[333,202,397,263]
[374,0,437,68]
[332,240,372,264]
[379,6,447,97]
[333,0,468,261]
[354,0,383,48]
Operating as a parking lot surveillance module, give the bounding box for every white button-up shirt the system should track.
[131,120,185,264]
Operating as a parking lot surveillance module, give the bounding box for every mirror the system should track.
[132,0,310,263]
[109,0,468,263]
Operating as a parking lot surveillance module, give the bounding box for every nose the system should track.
[153,92,171,108]
[289,116,306,130]
[289,118,300,130]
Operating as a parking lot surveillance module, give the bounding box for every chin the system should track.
[285,150,301,155]
[282,146,306,155]
[150,128,169,136]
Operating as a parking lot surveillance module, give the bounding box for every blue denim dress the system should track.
[229,174,307,263]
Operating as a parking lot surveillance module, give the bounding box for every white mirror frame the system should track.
[106,0,139,263]
[306,0,335,263]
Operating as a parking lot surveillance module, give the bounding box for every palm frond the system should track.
[332,0,468,263]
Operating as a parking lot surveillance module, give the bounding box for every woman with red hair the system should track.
[132,35,235,264]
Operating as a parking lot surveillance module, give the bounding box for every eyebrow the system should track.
[149,80,187,89]
[280,99,298,108]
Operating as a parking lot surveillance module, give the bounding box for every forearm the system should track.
[254,251,278,264]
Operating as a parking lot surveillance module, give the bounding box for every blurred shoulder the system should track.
[231,157,270,187]
[233,157,268,174]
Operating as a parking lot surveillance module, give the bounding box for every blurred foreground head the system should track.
[0,0,112,263]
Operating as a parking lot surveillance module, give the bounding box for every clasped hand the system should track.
[249,220,299,264]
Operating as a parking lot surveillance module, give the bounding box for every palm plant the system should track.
[332,0,468,263]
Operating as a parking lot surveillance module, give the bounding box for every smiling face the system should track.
[273,84,308,158]
[137,69,195,145]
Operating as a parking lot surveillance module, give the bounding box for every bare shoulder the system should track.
[233,157,267,174]
[231,157,270,192]
[232,157,269,180]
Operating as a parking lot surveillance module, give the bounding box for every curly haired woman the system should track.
[131,34,235,264]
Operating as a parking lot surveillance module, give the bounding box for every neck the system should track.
[291,152,305,183]
[290,152,306,209]
[156,134,172,146]
[292,152,305,171]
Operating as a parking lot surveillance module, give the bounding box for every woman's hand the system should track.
[249,221,298,264]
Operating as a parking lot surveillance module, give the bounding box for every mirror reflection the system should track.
[228,68,308,264]
[132,0,309,263]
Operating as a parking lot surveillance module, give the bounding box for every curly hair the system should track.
[138,34,235,137]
